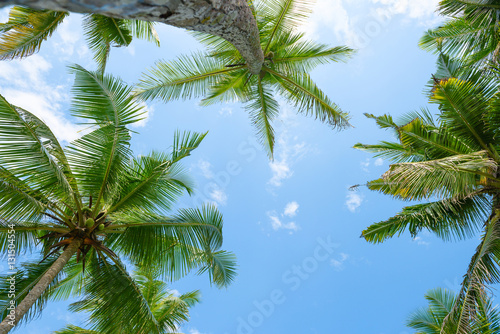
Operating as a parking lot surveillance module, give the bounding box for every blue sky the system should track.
[0,1,486,333]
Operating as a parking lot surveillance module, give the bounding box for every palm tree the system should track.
[53,266,201,333]
[0,6,160,71]
[135,0,354,157]
[0,65,236,333]
[354,59,500,333]
[407,288,500,333]
[420,0,500,67]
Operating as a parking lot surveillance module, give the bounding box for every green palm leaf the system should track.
[0,7,68,60]
[136,53,245,102]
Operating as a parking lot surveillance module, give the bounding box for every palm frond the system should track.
[126,19,160,46]
[269,68,351,129]
[69,259,161,334]
[258,0,315,53]
[136,53,245,102]
[372,152,495,201]
[0,95,75,210]
[245,77,279,158]
[0,7,68,60]
[361,195,490,243]
[82,14,133,72]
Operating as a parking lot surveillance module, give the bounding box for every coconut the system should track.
[82,207,92,214]
[98,224,105,231]
[85,218,95,228]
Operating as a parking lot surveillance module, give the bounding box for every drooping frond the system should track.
[136,53,245,102]
[0,7,68,60]
[245,76,279,158]
[82,14,133,72]
[361,195,490,243]
[69,259,161,334]
[105,205,236,286]
[444,214,500,334]
[432,77,497,151]
[371,152,495,201]
[0,95,75,213]
[269,68,351,129]
[126,19,160,46]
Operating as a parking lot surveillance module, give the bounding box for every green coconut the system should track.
[82,207,92,214]
[85,218,95,228]
[98,224,105,231]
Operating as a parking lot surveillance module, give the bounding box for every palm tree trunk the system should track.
[0,0,264,74]
[0,239,82,334]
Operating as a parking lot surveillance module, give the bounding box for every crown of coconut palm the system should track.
[407,288,500,333]
[354,57,500,333]
[0,65,236,332]
[0,6,160,72]
[420,0,500,67]
[54,266,201,333]
[135,0,355,158]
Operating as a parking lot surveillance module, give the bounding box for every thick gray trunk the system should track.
[0,0,264,74]
[0,239,81,334]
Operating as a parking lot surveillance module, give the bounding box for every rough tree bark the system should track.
[0,0,265,74]
[0,239,82,334]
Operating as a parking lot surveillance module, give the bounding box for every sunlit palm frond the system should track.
[269,68,351,129]
[0,95,75,210]
[245,76,279,157]
[0,7,68,60]
[69,259,161,334]
[136,53,245,102]
[361,194,490,243]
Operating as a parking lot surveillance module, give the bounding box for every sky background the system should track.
[0,1,488,333]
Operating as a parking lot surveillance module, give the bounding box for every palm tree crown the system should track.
[407,288,500,334]
[355,57,500,333]
[54,266,201,333]
[0,65,236,332]
[135,0,354,157]
[420,0,500,67]
[0,6,160,71]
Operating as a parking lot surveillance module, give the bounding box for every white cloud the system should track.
[413,236,430,246]
[268,108,309,188]
[0,56,82,143]
[218,106,233,116]
[210,186,228,206]
[372,0,439,20]
[0,7,10,23]
[283,201,299,217]
[131,103,154,128]
[361,159,370,172]
[267,201,301,233]
[190,330,204,334]
[330,253,349,271]
[53,14,82,58]
[374,158,384,166]
[302,0,441,49]
[198,159,214,179]
[345,192,363,213]
[268,214,299,232]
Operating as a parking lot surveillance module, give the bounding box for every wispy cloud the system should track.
[345,192,363,213]
[330,252,349,271]
[196,158,228,206]
[374,158,384,166]
[0,55,83,143]
[198,159,215,179]
[268,213,300,233]
[267,201,301,233]
[413,236,430,246]
[284,201,299,218]
[268,108,309,189]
